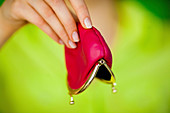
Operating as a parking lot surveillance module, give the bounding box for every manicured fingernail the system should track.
[59,39,64,45]
[69,40,76,48]
[84,17,92,29]
[72,31,79,42]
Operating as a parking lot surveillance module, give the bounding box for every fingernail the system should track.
[59,39,64,45]
[69,40,76,48]
[72,31,79,42]
[84,17,92,29]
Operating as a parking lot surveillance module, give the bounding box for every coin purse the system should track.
[65,23,117,104]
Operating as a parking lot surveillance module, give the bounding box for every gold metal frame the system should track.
[68,59,116,95]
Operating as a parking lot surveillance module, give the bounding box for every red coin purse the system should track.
[65,23,116,104]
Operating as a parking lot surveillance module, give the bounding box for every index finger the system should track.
[69,0,92,29]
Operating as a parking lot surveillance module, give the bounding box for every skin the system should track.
[0,0,92,48]
[85,0,117,48]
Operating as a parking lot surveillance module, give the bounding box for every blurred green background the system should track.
[0,0,170,113]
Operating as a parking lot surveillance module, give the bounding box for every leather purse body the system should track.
[65,23,116,104]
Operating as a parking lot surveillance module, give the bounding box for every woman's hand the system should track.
[0,0,92,48]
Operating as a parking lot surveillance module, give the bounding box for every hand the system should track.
[0,0,92,48]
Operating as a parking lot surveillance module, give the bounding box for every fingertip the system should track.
[72,31,79,42]
[83,17,92,29]
[58,39,64,45]
[68,40,77,49]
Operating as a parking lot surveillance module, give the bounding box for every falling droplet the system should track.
[69,96,74,105]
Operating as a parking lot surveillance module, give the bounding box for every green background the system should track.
[0,0,170,113]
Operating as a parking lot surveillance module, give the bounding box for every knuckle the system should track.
[63,18,76,32]
[77,4,86,12]
[43,8,54,18]
[68,23,76,31]
[51,0,62,4]
[10,0,26,20]
[35,18,45,27]
[43,27,56,38]
[11,1,20,16]
[46,0,61,6]
[65,18,75,27]
[50,32,57,39]
[58,29,68,39]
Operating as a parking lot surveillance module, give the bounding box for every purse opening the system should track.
[95,64,113,83]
